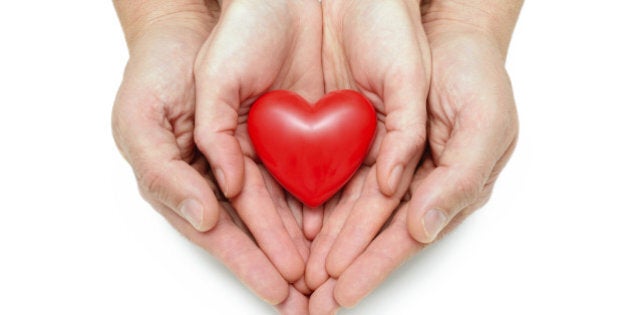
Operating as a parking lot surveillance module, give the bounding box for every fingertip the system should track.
[275,286,309,314]
[292,277,313,296]
[376,135,423,197]
[139,159,223,233]
[265,282,291,306]
[213,167,228,197]
[305,272,329,293]
[333,286,358,309]
[407,212,425,243]
[305,255,329,291]
[375,157,392,197]
[303,205,324,241]
[178,198,218,232]
[193,125,245,199]
[227,159,245,199]
[407,207,449,244]
[377,162,403,197]
[407,166,485,243]
[285,256,306,284]
[212,156,245,199]
[177,198,210,232]
[253,262,290,306]
[310,279,340,315]
[334,271,368,308]
[305,229,337,291]
[325,250,346,279]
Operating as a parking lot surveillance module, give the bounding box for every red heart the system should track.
[248,90,376,207]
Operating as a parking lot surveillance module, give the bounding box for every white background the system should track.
[1,1,629,314]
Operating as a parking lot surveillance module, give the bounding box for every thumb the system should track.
[113,93,221,232]
[406,163,488,243]
[407,109,517,243]
[375,69,428,196]
[137,159,221,232]
[193,49,245,199]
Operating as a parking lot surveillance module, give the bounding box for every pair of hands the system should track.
[112,0,521,313]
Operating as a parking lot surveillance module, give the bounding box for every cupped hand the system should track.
[112,2,221,234]
[193,0,325,283]
[305,0,431,290]
[309,4,520,311]
[406,1,520,243]
[112,2,309,309]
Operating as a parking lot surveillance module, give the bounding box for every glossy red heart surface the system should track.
[248,90,376,207]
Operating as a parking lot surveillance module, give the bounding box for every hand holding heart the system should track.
[113,0,521,313]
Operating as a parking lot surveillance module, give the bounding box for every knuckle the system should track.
[454,171,485,207]
[193,125,211,149]
[408,130,426,153]
[137,167,167,203]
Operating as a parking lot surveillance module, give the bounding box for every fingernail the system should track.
[422,209,448,242]
[388,164,403,194]
[214,168,228,196]
[180,198,204,231]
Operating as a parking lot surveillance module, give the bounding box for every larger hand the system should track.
[309,0,522,311]
[112,1,309,309]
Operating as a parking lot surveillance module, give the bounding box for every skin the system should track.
[193,0,326,283]
[113,0,522,313]
[306,0,432,290]
[112,0,316,311]
[309,0,523,312]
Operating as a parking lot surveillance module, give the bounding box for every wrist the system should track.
[422,0,523,56]
[114,0,217,49]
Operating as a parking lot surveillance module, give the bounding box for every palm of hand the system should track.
[190,0,325,311]
[404,28,519,236]
[302,0,430,290]
[114,0,519,312]
[113,2,312,307]
[112,13,220,220]
[303,10,520,313]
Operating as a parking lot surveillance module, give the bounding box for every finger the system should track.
[305,167,368,290]
[334,204,423,308]
[193,78,244,199]
[372,14,429,197]
[309,278,340,315]
[305,200,345,290]
[231,159,305,282]
[260,166,312,294]
[193,32,247,199]
[375,75,427,196]
[325,165,413,278]
[154,201,289,305]
[303,205,324,241]
[407,107,517,243]
[138,159,222,232]
[333,198,488,307]
[193,1,315,199]
[275,286,309,315]
[113,95,220,232]
[260,167,311,259]
[287,196,304,233]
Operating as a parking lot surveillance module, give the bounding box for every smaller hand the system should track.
[193,0,325,282]
[306,0,431,288]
